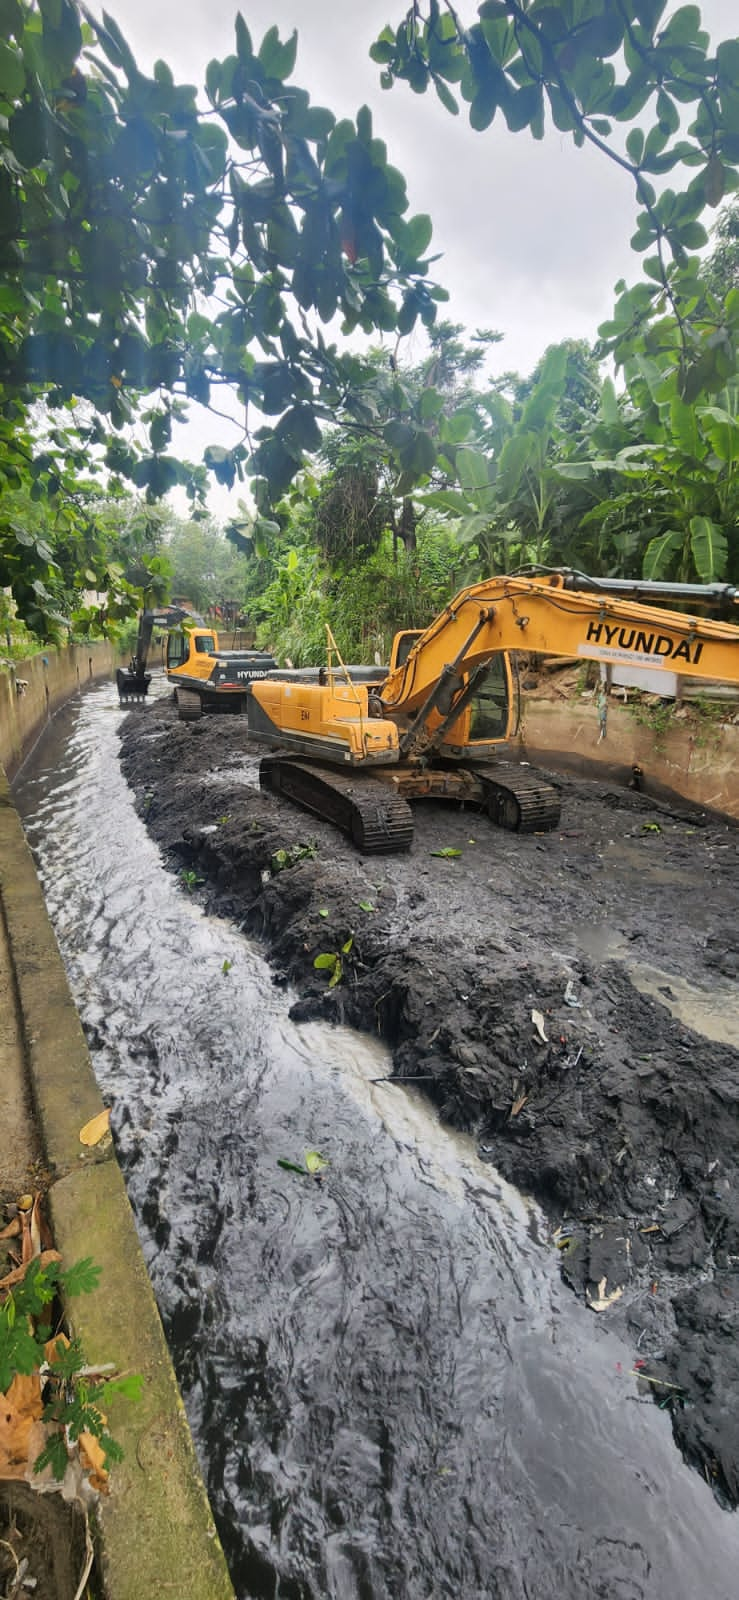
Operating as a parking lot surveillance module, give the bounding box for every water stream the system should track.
[13,681,739,1599]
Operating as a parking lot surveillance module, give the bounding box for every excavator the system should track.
[237,569,739,854]
[117,607,277,711]
[117,605,200,703]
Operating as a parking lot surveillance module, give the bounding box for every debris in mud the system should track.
[118,699,739,1505]
[586,1277,624,1313]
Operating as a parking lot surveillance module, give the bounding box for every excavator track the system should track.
[260,757,414,854]
[176,688,203,722]
[470,763,561,833]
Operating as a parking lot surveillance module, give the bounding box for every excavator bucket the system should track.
[116,667,152,706]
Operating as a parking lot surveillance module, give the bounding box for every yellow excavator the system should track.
[117,607,277,712]
[241,569,739,853]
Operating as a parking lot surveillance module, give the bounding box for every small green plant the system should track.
[221,959,233,975]
[277,1151,329,1178]
[430,847,463,859]
[641,822,662,833]
[314,936,354,988]
[0,1256,141,1484]
[689,695,730,751]
[270,842,318,874]
[358,900,375,913]
[318,907,330,919]
[179,868,204,892]
[626,695,675,752]
[217,814,230,826]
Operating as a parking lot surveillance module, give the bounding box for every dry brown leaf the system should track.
[511,1092,529,1117]
[0,1373,43,1480]
[0,1219,20,1242]
[0,1248,61,1293]
[20,1209,33,1266]
[44,1333,70,1365]
[79,1108,111,1147]
[79,1431,110,1495]
[29,1194,43,1258]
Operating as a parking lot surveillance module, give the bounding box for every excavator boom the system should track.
[379,573,739,720]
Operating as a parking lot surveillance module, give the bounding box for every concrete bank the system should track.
[519,691,739,819]
[0,640,120,779]
[0,736,235,1597]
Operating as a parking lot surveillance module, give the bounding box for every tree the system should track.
[374,2,739,398]
[3,1,739,640]
[704,199,739,298]
[0,1,442,632]
[165,516,250,614]
[557,367,739,583]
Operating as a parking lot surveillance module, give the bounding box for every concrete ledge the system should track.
[0,767,234,1600]
[0,642,120,779]
[49,1162,234,1600]
[519,694,739,819]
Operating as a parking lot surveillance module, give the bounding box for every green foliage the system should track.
[557,367,739,582]
[270,842,318,872]
[0,2,442,635]
[703,200,739,298]
[179,868,204,892]
[314,935,354,987]
[4,3,739,641]
[165,515,250,615]
[376,2,739,402]
[627,694,676,751]
[0,1254,134,1483]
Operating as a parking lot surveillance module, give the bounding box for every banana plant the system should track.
[557,367,739,582]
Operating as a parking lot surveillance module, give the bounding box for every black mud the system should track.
[119,701,739,1505]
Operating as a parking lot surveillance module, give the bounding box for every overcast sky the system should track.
[101,0,738,513]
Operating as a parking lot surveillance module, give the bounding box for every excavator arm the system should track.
[379,573,739,727]
[117,606,203,704]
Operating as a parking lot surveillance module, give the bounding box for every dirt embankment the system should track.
[119,701,739,1506]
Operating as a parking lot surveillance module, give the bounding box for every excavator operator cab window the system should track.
[390,630,423,671]
[194,635,215,655]
[468,655,510,741]
[166,631,189,669]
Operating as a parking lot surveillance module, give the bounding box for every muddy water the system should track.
[13,682,739,1600]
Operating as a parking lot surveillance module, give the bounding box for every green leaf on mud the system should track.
[430,847,462,858]
[305,1150,329,1174]
[641,822,662,833]
[277,1158,307,1176]
[358,901,375,912]
[314,952,338,970]
[318,907,330,918]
